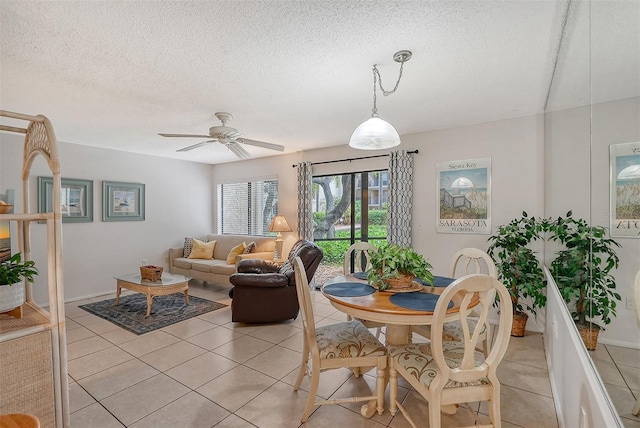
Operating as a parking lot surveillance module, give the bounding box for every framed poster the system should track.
[437,158,491,234]
[610,142,640,238]
[0,189,14,262]
[103,181,145,222]
[38,177,93,223]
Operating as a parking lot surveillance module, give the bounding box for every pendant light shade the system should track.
[349,116,401,150]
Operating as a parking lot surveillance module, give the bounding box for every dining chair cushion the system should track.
[417,318,487,342]
[316,320,387,359]
[388,342,489,389]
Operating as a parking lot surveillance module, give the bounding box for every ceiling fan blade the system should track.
[226,141,252,159]
[237,138,284,152]
[177,140,214,152]
[159,133,211,138]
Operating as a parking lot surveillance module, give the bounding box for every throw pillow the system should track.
[243,241,257,254]
[183,237,194,258]
[188,238,216,259]
[226,242,246,264]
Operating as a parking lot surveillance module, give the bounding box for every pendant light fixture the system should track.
[349,50,412,150]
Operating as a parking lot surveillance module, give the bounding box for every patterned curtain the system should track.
[296,161,314,240]
[387,150,414,246]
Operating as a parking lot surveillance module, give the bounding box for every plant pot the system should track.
[384,273,415,289]
[576,322,601,351]
[511,311,528,337]
[0,281,25,313]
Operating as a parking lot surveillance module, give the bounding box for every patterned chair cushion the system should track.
[420,318,485,342]
[388,341,489,389]
[316,321,387,359]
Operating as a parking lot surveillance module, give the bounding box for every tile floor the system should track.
[65,280,559,427]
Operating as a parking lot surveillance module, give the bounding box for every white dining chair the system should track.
[413,247,497,356]
[633,270,640,416]
[343,242,384,338]
[389,274,513,428]
[292,256,388,422]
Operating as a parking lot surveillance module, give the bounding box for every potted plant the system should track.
[0,253,38,315]
[366,243,434,291]
[487,211,547,336]
[548,211,621,350]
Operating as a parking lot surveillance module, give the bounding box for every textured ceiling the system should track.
[0,1,634,165]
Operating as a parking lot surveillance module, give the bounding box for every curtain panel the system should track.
[387,150,414,247]
[296,161,314,240]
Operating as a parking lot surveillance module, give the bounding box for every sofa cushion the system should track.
[190,259,226,273]
[210,263,236,276]
[189,239,216,259]
[173,258,193,270]
[243,241,257,254]
[226,242,246,264]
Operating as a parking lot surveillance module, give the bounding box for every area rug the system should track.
[79,293,227,335]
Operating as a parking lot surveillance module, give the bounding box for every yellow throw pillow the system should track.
[226,242,246,264]
[188,239,216,259]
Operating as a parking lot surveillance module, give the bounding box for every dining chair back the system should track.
[389,274,513,428]
[292,257,388,422]
[343,241,377,274]
[633,270,640,416]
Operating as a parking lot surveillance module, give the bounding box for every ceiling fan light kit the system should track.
[349,50,412,150]
[159,112,284,159]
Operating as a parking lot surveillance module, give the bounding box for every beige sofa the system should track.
[168,234,275,286]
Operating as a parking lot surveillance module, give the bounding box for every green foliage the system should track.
[315,226,387,264]
[0,253,38,285]
[547,211,621,329]
[366,243,434,291]
[368,210,387,225]
[313,211,326,224]
[487,211,547,315]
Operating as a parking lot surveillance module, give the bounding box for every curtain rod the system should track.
[292,149,418,168]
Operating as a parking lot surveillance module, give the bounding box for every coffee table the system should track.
[114,273,191,317]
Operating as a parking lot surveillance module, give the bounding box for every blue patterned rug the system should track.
[79,293,227,335]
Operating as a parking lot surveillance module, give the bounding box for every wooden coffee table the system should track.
[114,273,191,317]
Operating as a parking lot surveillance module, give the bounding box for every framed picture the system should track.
[38,177,93,223]
[436,157,491,234]
[610,142,640,238]
[0,188,14,262]
[103,181,145,222]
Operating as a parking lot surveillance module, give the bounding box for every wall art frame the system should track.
[436,157,491,234]
[103,181,145,222]
[610,141,640,238]
[38,177,93,223]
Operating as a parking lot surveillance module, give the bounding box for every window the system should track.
[217,179,278,235]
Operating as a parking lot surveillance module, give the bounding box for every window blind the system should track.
[217,180,278,235]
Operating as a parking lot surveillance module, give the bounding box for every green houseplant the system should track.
[0,253,38,314]
[366,243,434,291]
[548,211,621,350]
[487,211,547,336]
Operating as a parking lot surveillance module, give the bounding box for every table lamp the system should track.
[267,215,292,261]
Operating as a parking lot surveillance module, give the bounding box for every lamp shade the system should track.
[268,215,292,233]
[349,116,401,150]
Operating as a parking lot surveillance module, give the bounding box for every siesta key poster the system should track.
[610,142,640,238]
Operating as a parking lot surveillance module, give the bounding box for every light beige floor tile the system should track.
[605,383,640,421]
[244,345,302,379]
[622,416,640,428]
[497,359,553,397]
[74,313,121,334]
[312,302,340,318]
[68,346,134,380]
[100,373,190,426]
[221,321,262,335]
[478,384,557,427]
[212,334,274,363]
[196,365,277,412]
[594,358,628,388]
[118,330,181,357]
[619,364,640,391]
[246,323,300,344]
[68,382,96,413]
[279,330,305,352]
[281,365,355,400]
[302,402,387,427]
[65,306,93,319]
[65,317,81,330]
[78,359,159,400]
[101,328,139,345]
[185,325,245,350]
[197,306,234,325]
[215,414,259,427]
[590,343,615,364]
[235,381,313,428]
[161,317,217,339]
[66,325,97,344]
[502,333,548,370]
[389,390,485,428]
[130,391,230,428]
[139,340,206,371]
[67,335,112,360]
[608,345,640,368]
[71,402,125,427]
[165,351,238,389]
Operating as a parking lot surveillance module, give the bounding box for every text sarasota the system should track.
[439,220,488,227]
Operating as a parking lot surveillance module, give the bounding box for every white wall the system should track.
[0,132,213,304]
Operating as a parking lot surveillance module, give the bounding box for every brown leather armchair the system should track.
[228,239,323,323]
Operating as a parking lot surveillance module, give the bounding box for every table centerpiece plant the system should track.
[0,252,38,313]
[366,243,434,291]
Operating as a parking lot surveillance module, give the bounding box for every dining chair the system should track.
[413,247,497,356]
[292,256,388,423]
[389,274,513,428]
[633,270,640,416]
[343,242,384,338]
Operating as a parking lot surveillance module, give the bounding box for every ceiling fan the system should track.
[158,112,284,159]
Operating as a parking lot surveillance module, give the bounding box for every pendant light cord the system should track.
[371,58,408,117]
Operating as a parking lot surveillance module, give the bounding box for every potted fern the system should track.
[0,253,38,314]
[487,212,547,336]
[366,243,434,291]
[548,211,621,350]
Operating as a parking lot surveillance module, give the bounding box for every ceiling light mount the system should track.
[349,50,413,150]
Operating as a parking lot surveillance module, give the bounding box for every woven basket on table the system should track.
[140,265,163,281]
[383,272,415,289]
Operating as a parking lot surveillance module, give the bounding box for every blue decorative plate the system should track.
[389,292,454,311]
[416,275,455,288]
[323,282,376,297]
[352,272,367,280]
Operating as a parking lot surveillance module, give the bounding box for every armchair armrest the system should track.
[234,251,274,269]
[229,273,289,288]
[236,259,281,274]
